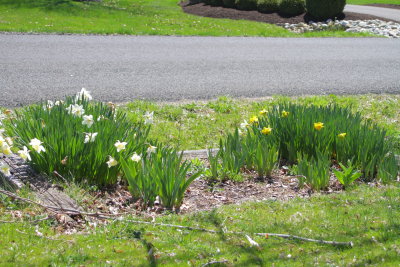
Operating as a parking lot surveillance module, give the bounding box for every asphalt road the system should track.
[1,34,400,107]
[344,5,400,22]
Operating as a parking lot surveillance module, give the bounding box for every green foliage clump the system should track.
[297,151,331,191]
[332,160,362,188]
[204,0,224,6]
[279,0,305,16]
[257,0,280,13]
[7,92,150,186]
[223,0,236,7]
[306,0,346,20]
[235,0,258,10]
[122,145,202,212]
[260,103,394,181]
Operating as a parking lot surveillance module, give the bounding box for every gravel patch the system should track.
[279,19,400,38]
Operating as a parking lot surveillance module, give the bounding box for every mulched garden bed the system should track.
[87,169,344,217]
[181,1,393,24]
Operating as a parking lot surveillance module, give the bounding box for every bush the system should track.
[279,0,305,16]
[204,0,224,6]
[306,0,346,21]
[223,0,236,7]
[257,0,279,13]
[235,0,257,10]
[7,90,150,186]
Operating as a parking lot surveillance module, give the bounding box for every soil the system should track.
[366,4,400,10]
[87,169,344,217]
[181,1,393,24]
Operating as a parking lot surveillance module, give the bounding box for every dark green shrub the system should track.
[223,0,236,7]
[306,0,346,20]
[257,0,279,13]
[279,0,305,16]
[235,0,257,10]
[204,0,224,6]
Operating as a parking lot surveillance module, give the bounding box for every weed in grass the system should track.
[332,160,362,189]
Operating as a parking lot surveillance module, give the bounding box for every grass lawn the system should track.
[0,0,376,37]
[0,185,399,266]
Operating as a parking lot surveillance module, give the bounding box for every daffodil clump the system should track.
[214,103,398,189]
[5,89,150,186]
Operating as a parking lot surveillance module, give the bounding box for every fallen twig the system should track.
[0,189,353,247]
[123,219,353,247]
[201,260,229,267]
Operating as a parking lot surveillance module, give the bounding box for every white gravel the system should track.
[279,19,400,38]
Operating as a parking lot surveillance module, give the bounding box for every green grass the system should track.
[0,0,375,37]
[348,0,400,5]
[124,94,400,151]
[1,185,399,266]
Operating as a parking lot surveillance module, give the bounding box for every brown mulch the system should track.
[87,171,344,217]
[181,1,393,24]
[366,4,400,10]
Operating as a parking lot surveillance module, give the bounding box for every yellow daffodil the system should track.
[249,116,259,124]
[259,109,268,116]
[281,110,290,118]
[261,127,272,135]
[314,122,324,131]
[338,133,347,139]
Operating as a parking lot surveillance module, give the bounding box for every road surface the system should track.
[1,34,399,107]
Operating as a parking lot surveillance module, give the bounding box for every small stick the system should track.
[0,189,353,247]
[202,260,229,267]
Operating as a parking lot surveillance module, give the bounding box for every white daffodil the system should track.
[54,100,63,106]
[46,100,54,110]
[130,153,141,162]
[0,136,4,146]
[82,115,94,128]
[29,138,46,154]
[5,137,13,146]
[147,145,157,154]
[240,120,249,130]
[1,143,12,156]
[66,104,85,117]
[144,111,154,125]
[0,163,11,176]
[97,115,105,121]
[18,146,31,161]
[84,132,98,143]
[75,88,93,102]
[106,156,118,168]
[114,140,127,152]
